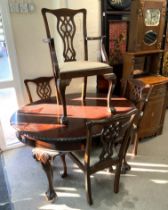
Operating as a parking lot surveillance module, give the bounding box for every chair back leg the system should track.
[114,161,122,193]
[84,171,93,205]
[81,76,87,101]
[60,154,68,178]
[57,78,71,124]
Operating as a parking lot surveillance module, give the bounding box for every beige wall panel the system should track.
[9,0,100,101]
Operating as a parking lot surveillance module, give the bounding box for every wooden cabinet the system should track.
[98,0,131,95]
[122,51,168,140]
[137,76,168,139]
[122,50,164,94]
[128,0,166,52]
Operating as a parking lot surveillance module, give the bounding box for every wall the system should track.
[9,0,101,102]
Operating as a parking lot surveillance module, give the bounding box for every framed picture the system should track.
[108,20,128,65]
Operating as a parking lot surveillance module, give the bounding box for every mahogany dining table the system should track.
[10,93,135,201]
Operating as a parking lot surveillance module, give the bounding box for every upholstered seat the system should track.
[59,61,112,74]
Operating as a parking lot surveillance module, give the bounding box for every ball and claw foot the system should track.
[45,189,57,202]
[61,171,68,178]
[121,162,131,174]
[110,107,117,114]
[60,116,68,125]
[108,166,114,173]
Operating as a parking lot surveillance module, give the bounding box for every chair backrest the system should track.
[122,77,153,127]
[41,8,88,64]
[85,108,137,169]
[123,78,147,104]
[24,76,54,103]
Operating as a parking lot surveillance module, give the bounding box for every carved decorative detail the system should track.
[36,81,52,100]
[57,15,76,61]
[32,148,67,201]
[24,77,53,103]
[33,148,53,164]
[99,119,130,161]
[163,51,168,76]
[126,80,144,105]
[32,148,56,201]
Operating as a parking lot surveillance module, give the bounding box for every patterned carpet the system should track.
[0,153,12,210]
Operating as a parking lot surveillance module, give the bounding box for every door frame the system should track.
[0,0,24,150]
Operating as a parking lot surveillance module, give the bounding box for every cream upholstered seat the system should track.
[60,61,111,73]
[41,8,116,124]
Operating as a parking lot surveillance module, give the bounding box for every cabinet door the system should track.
[138,83,167,138]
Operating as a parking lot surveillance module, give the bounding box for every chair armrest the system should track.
[86,36,109,64]
[140,85,153,109]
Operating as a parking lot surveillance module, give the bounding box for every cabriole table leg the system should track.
[32,148,57,201]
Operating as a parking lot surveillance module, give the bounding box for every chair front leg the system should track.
[121,135,132,174]
[57,78,71,125]
[132,132,139,156]
[103,73,116,114]
[60,153,68,178]
[81,76,87,103]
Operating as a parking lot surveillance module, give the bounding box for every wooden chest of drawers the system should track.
[137,76,168,139]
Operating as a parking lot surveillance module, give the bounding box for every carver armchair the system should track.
[41,8,116,124]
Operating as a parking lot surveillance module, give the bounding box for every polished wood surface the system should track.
[10,93,135,203]
[137,75,168,85]
[11,94,134,150]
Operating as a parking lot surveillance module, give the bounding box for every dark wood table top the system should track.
[10,93,134,151]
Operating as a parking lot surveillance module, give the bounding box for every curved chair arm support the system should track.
[86,36,109,64]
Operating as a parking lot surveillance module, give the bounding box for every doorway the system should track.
[0,0,23,150]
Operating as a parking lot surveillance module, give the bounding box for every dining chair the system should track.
[122,77,153,155]
[68,108,137,205]
[41,8,116,124]
[24,76,67,179]
[24,76,55,103]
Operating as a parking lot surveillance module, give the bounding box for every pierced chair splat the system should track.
[41,8,116,124]
[24,76,54,103]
